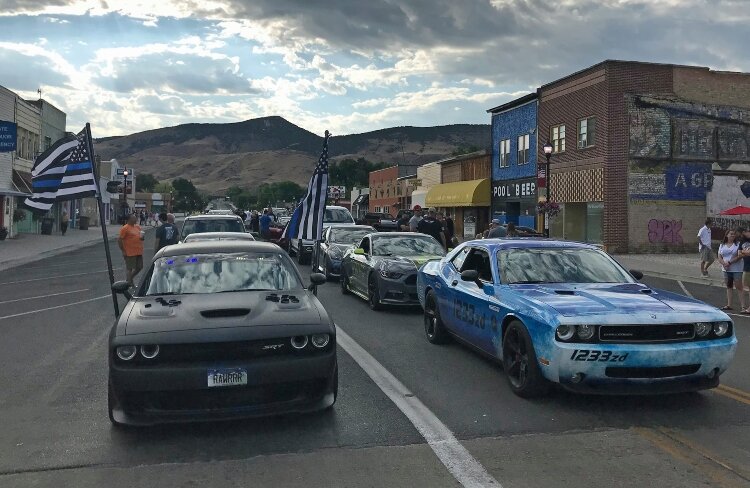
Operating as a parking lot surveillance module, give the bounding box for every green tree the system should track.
[153,182,173,193]
[329,158,386,189]
[135,173,159,192]
[451,145,480,156]
[171,178,203,212]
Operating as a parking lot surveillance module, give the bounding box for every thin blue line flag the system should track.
[282,131,330,241]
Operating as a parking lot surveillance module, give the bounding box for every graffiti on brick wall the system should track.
[718,126,750,161]
[629,108,671,158]
[629,162,712,202]
[648,219,683,244]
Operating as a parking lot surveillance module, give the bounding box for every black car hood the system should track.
[124,290,322,335]
[378,255,444,270]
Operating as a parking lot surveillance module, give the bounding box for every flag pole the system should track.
[86,123,120,317]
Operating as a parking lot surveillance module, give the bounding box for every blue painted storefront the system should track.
[490,95,538,228]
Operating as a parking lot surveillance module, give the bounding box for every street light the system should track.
[542,142,553,238]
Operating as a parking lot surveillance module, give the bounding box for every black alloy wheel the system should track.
[368,274,382,310]
[501,321,548,398]
[424,290,449,344]
[297,241,310,265]
[340,269,351,295]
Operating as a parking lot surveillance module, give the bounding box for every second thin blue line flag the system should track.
[24,127,98,212]
[282,130,330,241]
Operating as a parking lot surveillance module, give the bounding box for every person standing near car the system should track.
[506,222,519,237]
[118,213,144,287]
[409,205,423,232]
[417,209,447,249]
[259,209,273,240]
[718,228,744,311]
[487,219,506,239]
[698,218,715,277]
[154,212,180,252]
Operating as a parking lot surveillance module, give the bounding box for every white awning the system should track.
[411,189,428,209]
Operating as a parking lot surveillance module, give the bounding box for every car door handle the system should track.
[451,280,458,286]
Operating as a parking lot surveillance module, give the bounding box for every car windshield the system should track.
[330,228,373,244]
[183,234,254,242]
[324,208,354,223]
[145,252,301,295]
[497,248,634,284]
[182,219,245,237]
[372,235,445,257]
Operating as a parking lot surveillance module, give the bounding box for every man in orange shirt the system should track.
[118,214,144,287]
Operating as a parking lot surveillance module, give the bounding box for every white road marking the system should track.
[0,289,90,305]
[0,295,110,321]
[677,280,693,298]
[336,327,501,488]
[0,269,122,286]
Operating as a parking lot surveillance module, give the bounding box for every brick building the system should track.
[369,166,400,216]
[488,93,538,230]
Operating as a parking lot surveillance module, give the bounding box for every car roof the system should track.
[326,205,349,210]
[184,214,243,221]
[155,240,281,259]
[465,238,599,251]
[369,232,435,238]
[329,225,376,231]
[183,232,255,241]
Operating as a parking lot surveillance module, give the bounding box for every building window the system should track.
[499,139,511,167]
[578,117,596,149]
[551,124,565,153]
[44,136,51,151]
[517,134,530,165]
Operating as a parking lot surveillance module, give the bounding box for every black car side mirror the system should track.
[630,270,644,280]
[460,269,482,288]
[308,272,327,293]
[112,280,133,300]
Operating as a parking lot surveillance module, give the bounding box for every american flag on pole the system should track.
[24,127,98,212]
[282,131,330,241]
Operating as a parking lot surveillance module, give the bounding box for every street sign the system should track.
[116,168,135,178]
[537,166,547,188]
[407,178,422,187]
[0,121,17,153]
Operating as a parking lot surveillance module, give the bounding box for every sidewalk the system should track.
[0,225,129,272]
[612,252,725,288]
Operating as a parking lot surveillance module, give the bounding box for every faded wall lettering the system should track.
[648,219,683,244]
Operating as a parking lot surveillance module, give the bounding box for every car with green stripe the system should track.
[340,232,445,310]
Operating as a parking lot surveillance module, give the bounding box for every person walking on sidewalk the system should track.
[118,214,144,287]
[698,218,715,277]
[60,210,69,236]
[739,228,750,314]
[718,229,744,311]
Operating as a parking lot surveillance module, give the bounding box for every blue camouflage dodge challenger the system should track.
[417,239,737,397]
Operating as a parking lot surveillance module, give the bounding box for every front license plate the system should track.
[207,368,248,387]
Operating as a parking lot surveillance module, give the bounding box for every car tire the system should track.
[502,320,549,398]
[108,382,125,428]
[368,273,382,310]
[424,290,449,344]
[340,269,351,295]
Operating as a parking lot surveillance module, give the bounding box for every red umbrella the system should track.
[719,205,750,215]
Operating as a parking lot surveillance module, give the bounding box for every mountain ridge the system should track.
[94,116,491,192]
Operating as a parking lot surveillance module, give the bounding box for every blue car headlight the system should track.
[380,269,403,279]
[713,321,730,337]
[556,325,576,341]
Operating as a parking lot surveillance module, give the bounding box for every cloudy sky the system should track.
[0,0,748,137]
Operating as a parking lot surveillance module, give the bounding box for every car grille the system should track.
[123,338,331,365]
[605,364,700,379]
[404,275,417,285]
[127,380,327,412]
[598,323,695,343]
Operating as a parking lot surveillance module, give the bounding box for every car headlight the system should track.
[577,324,596,341]
[556,324,576,341]
[695,322,711,337]
[380,269,403,279]
[116,345,137,361]
[311,334,330,348]
[713,321,730,337]
[140,344,160,359]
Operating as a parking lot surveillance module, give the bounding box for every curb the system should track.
[639,269,725,289]
[0,227,154,272]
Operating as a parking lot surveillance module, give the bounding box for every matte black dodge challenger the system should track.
[108,240,336,426]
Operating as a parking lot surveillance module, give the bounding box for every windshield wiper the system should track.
[512,280,556,284]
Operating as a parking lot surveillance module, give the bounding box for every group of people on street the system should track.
[400,205,455,251]
[238,207,278,239]
[700,218,750,312]
[118,212,179,287]
[483,219,518,239]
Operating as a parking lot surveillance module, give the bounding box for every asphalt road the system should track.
[0,234,748,487]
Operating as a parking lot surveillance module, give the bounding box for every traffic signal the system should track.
[106,181,121,193]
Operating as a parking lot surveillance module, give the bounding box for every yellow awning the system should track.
[425,179,490,207]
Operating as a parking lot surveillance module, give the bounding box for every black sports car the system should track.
[340,232,445,309]
[108,241,336,426]
[311,225,376,279]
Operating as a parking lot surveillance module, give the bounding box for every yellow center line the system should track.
[716,384,750,400]
[713,386,750,406]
